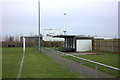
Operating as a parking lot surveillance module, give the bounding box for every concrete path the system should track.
[65,52,103,55]
[42,48,116,78]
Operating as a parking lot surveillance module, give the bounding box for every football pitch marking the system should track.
[17,52,25,80]
[17,37,25,80]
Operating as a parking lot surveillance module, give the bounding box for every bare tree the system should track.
[20,36,23,42]
[9,36,14,42]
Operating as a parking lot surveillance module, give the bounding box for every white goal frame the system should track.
[23,36,25,53]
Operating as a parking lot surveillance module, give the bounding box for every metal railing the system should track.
[44,47,119,78]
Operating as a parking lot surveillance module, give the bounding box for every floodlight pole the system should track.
[63,13,67,35]
[38,0,41,52]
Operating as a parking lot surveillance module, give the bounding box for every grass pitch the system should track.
[2,48,81,78]
[2,48,23,78]
[65,51,119,77]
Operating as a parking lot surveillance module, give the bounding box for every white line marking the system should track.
[17,52,25,80]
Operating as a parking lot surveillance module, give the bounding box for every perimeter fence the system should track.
[41,47,120,78]
[94,39,119,53]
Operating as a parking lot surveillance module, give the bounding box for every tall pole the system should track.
[63,13,67,35]
[23,36,25,53]
[38,0,41,52]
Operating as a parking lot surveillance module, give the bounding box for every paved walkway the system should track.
[42,48,116,78]
[66,52,99,55]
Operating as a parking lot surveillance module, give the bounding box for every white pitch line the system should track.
[17,52,25,80]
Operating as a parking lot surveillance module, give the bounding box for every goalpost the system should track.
[23,36,25,53]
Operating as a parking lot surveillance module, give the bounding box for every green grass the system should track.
[44,47,59,50]
[2,47,81,78]
[89,50,118,55]
[65,52,119,77]
[2,48,23,78]
[21,48,81,78]
[77,53,118,68]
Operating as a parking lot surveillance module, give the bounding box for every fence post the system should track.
[106,40,107,52]
[71,56,72,72]
[113,39,115,53]
[99,40,100,50]
[95,40,96,50]
[112,39,114,53]
[100,40,101,50]
[96,63,98,78]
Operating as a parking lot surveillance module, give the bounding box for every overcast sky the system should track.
[2,0,119,40]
